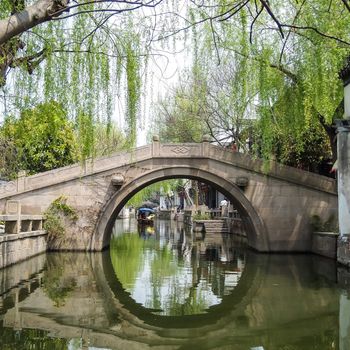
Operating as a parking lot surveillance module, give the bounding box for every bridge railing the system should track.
[0,141,207,199]
[0,200,44,235]
[0,144,153,199]
[0,140,337,200]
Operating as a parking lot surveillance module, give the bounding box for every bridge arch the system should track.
[91,166,269,251]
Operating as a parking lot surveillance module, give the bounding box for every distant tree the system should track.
[155,71,209,143]
[94,121,127,157]
[0,133,18,180]
[76,114,127,161]
[128,179,179,208]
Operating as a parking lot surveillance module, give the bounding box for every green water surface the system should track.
[0,219,348,350]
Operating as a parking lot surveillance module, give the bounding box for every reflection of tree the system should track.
[110,233,144,288]
[164,274,212,316]
[149,246,178,311]
[110,228,245,316]
[42,255,77,307]
[0,327,68,349]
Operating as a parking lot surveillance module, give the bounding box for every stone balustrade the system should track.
[0,200,44,235]
[0,200,47,269]
[0,214,44,234]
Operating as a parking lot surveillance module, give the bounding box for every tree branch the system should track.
[280,23,350,46]
[278,0,306,65]
[10,49,46,74]
[250,2,264,44]
[0,0,164,46]
[259,0,284,38]
[223,46,299,83]
[218,0,249,22]
[341,0,350,12]
[210,19,221,65]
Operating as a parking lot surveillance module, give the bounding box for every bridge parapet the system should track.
[208,145,336,194]
[0,142,336,201]
[0,199,46,268]
[0,199,44,235]
[0,145,151,200]
[0,142,208,199]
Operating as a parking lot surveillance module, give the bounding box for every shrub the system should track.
[44,196,78,241]
[310,214,338,232]
[193,212,211,220]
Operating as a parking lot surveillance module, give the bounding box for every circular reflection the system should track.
[110,219,246,316]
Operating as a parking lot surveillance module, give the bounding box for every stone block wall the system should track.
[338,235,350,267]
[227,218,246,236]
[0,231,47,269]
[312,232,338,259]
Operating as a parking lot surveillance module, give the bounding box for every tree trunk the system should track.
[0,1,69,46]
[0,1,69,86]
[318,99,343,163]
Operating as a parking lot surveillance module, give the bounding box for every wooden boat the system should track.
[137,207,155,225]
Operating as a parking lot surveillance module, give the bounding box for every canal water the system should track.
[0,219,349,350]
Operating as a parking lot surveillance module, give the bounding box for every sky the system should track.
[137,44,189,145]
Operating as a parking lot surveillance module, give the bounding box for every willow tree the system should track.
[1,1,350,158]
[0,0,155,150]
[187,1,350,164]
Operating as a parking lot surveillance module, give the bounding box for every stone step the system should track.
[205,227,227,231]
[203,220,229,234]
[204,222,227,226]
[204,223,226,227]
[205,228,227,230]
[204,224,227,227]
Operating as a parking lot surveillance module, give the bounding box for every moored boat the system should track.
[137,207,155,225]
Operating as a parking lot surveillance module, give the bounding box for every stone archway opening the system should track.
[92,167,269,252]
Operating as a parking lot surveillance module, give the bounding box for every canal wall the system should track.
[0,231,47,269]
[337,237,350,267]
[312,232,339,259]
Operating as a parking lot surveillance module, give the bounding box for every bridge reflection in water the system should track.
[111,219,245,316]
[0,219,347,350]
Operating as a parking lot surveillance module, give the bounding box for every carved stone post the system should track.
[5,200,21,234]
[337,62,350,266]
[16,170,26,192]
[201,134,210,157]
[152,135,160,157]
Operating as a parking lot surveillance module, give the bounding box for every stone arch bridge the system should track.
[0,139,337,252]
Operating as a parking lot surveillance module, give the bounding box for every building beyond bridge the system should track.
[0,138,337,255]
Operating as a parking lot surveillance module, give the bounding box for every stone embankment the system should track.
[0,200,47,269]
